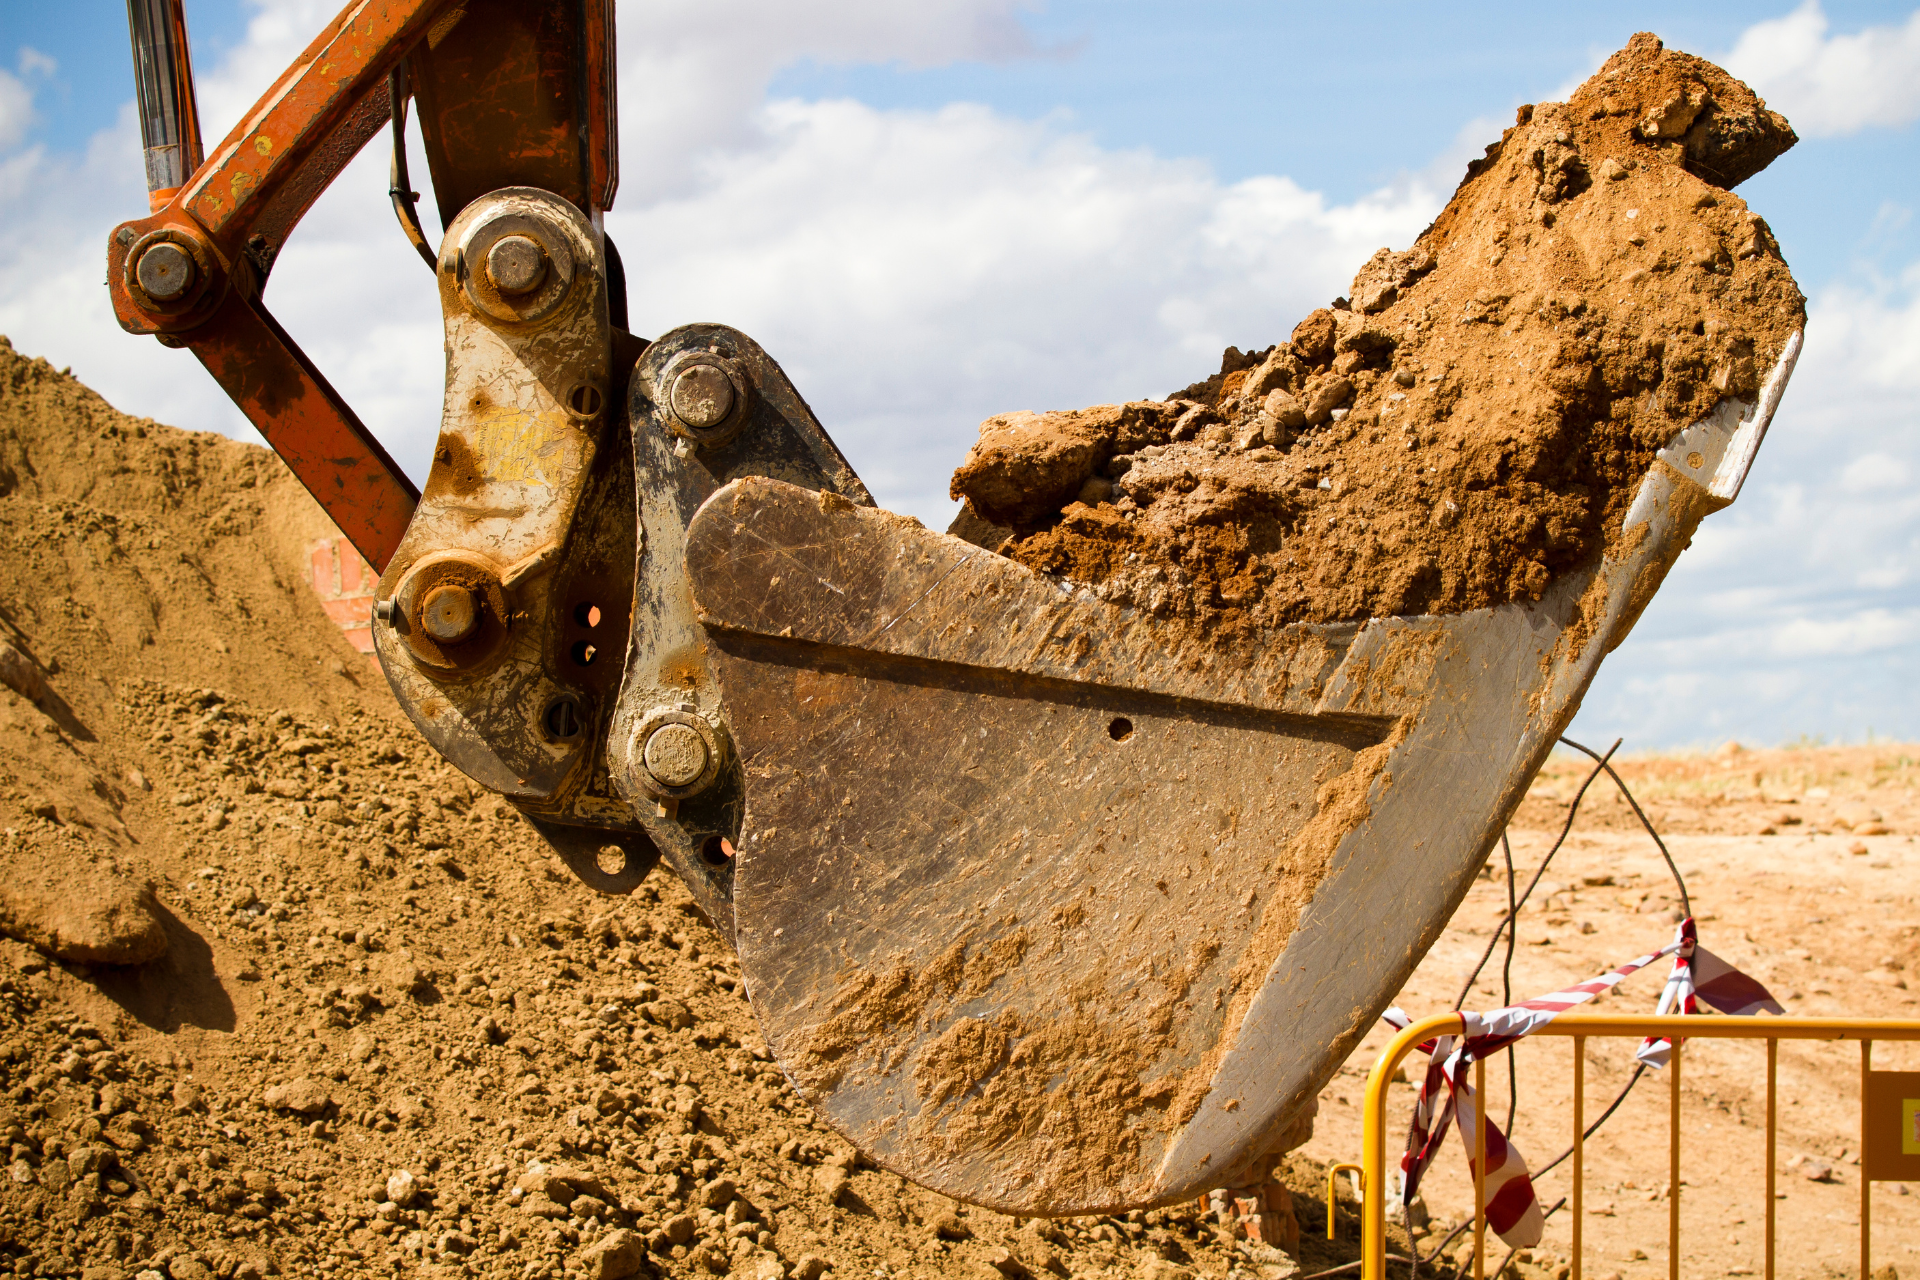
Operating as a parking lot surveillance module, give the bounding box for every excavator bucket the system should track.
[106,0,1806,1223]
[671,336,1797,1213]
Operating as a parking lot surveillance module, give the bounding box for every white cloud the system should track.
[0,46,54,154]
[1840,450,1912,491]
[611,97,1437,514]
[15,48,55,79]
[1570,265,1920,746]
[0,0,1441,528]
[0,71,30,154]
[5,0,1920,750]
[1772,609,1920,658]
[1726,1,1920,137]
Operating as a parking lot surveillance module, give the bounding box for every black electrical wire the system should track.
[1557,735,1691,918]
[1452,739,1622,1008]
[1401,737,1694,1280]
[387,61,438,271]
[1501,831,1518,1133]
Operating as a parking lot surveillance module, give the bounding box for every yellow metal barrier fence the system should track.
[1351,1012,1920,1280]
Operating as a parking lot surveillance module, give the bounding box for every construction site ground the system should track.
[2,344,1916,1280]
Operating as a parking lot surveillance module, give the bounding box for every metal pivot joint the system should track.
[372,184,640,855]
[659,350,752,451]
[630,706,728,800]
[607,322,872,934]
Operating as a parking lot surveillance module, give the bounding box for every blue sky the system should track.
[1,1,1917,748]
[15,0,1920,282]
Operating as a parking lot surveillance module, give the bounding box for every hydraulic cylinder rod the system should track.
[125,0,204,212]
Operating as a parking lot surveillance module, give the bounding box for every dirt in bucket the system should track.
[950,33,1806,638]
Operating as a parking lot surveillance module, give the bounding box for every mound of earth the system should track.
[950,33,1806,634]
[0,339,1357,1279]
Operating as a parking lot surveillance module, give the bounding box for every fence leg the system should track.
[1476,1056,1487,1280]
[1670,1039,1680,1280]
[1572,1036,1585,1280]
[1863,1040,1873,1280]
[1766,1039,1776,1280]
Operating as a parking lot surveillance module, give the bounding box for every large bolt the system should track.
[643,722,710,789]
[419,583,479,644]
[486,235,548,295]
[670,365,736,431]
[135,242,196,302]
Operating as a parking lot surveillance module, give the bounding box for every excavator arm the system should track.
[108,0,1800,1215]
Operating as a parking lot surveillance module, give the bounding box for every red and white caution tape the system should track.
[1382,916,1781,1247]
[1636,916,1784,1067]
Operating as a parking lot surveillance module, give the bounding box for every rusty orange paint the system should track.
[191,294,419,571]
[182,0,454,258]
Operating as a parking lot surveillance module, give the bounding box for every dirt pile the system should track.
[950,33,1806,633]
[0,339,1327,1279]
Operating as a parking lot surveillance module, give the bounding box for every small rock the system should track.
[985,1246,1034,1279]
[663,1213,696,1245]
[1075,475,1113,505]
[171,1080,204,1113]
[793,1257,831,1280]
[553,1164,613,1201]
[931,1211,972,1241]
[262,1078,332,1116]
[814,1165,850,1202]
[0,859,167,965]
[641,998,695,1031]
[386,1168,419,1207]
[68,1145,112,1176]
[1262,390,1306,430]
[516,1169,577,1205]
[1799,1157,1836,1183]
[1303,377,1353,425]
[580,1228,647,1280]
[698,1176,737,1208]
[167,1259,212,1280]
[522,1194,571,1219]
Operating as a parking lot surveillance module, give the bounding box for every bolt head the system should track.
[643,722,710,789]
[135,243,196,302]
[671,365,736,431]
[419,584,480,644]
[486,235,548,295]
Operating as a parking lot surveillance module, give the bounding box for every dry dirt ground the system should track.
[1300,745,1920,1280]
[1,345,1914,1280]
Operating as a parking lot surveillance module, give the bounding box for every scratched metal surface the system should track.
[673,333,1797,1213]
[374,189,617,814]
[607,324,874,934]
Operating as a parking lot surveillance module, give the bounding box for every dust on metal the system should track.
[643,721,710,789]
[419,582,479,644]
[134,242,195,301]
[671,364,735,431]
[485,234,547,295]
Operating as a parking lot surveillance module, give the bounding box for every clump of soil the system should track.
[951,33,1806,633]
[0,338,1355,1278]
